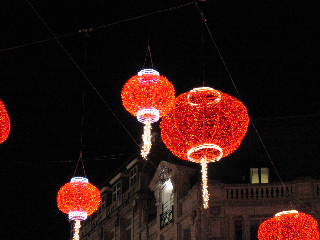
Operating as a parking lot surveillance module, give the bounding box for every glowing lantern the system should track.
[160,87,249,208]
[0,99,10,144]
[121,69,175,159]
[258,210,320,239]
[57,177,101,240]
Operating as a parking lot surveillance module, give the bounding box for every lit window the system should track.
[250,168,269,184]
[160,179,174,229]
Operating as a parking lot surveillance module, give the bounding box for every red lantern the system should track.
[258,210,320,239]
[121,69,175,159]
[160,87,249,208]
[0,99,10,144]
[57,177,101,240]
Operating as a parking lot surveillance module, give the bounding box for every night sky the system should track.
[0,0,319,239]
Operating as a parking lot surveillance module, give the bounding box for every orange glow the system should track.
[258,210,320,239]
[0,99,10,144]
[121,69,175,121]
[57,178,101,220]
[121,69,175,159]
[160,87,249,208]
[160,87,249,163]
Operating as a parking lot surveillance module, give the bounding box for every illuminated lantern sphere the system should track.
[0,99,10,144]
[160,87,249,208]
[121,69,175,159]
[258,210,320,240]
[57,177,101,240]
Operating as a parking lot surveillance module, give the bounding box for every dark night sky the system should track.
[0,0,319,239]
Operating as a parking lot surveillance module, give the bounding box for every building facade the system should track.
[73,159,320,240]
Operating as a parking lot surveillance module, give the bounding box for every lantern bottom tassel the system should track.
[201,158,209,209]
[73,220,81,240]
[141,120,152,159]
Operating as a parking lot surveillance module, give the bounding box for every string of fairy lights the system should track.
[1,0,319,239]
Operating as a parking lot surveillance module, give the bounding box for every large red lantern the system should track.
[258,210,320,239]
[57,177,101,240]
[0,99,10,144]
[160,87,249,208]
[121,69,175,159]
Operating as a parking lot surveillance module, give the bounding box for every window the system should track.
[112,181,121,202]
[129,166,138,187]
[125,217,132,240]
[160,179,174,229]
[250,168,269,184]
[235,219,243,240]
[250,220,260,240]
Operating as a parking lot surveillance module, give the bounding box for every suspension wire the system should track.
[25,0,140,148]
[142,43,154,69]
[194,0,287,192]
[72,31,90,178]
[193,2,320,214]
[1,2,194,53]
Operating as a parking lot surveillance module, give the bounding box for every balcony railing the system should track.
[225,185,294,200]
[160,198,174,229]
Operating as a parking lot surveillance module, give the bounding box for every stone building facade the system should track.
[72,158,320,240]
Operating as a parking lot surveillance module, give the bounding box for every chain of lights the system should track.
[121,69,175,159]
[73,220,81,240]
[141,120,152,158]
[57,177,101,240]
[160,87,249,208]
[0,99,10,144]
[258,210,320,239]
[201,158,209,209]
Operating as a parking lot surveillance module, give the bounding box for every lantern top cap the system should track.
[71,177,89,183]
[190,86,215,92]
[275,210,298,217]
[138,69,159,76]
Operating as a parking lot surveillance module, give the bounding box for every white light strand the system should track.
[201,158,209,209]
[141,121,152,159]
[73,220,81,240]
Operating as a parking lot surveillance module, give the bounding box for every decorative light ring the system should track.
[0,99,10,144]
[69,211,87,221]
[187,87,221,107]
[138,69,159,76]
[187,143,223,163]
[71,177,88,183]
[137,108,160,123]
[275,210,298,217]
